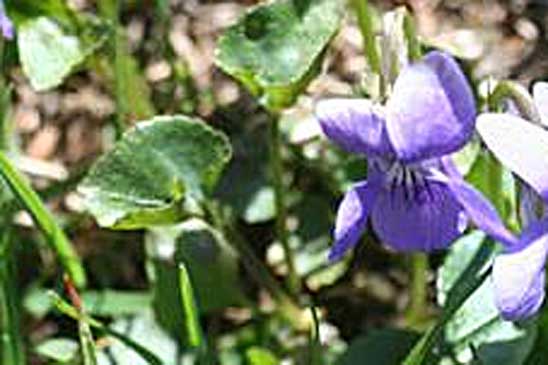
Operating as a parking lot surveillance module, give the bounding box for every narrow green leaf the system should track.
[351,0,380,74]
[0,232,26,365]
[78,116,232,229]
[216,0,342,111]
[177,263,205,349]
[0,152,86,287]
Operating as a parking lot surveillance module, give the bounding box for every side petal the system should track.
[493,218,548,321]
[477,113,548,202]
[370,178,465,252]
[386,51,476,162]
[436,174,518,246]
[533,82,548,127]
[315,98,393,156]
[329,179,382,261]
[0,2,13,40]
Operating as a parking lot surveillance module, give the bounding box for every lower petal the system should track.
[329,179,381,261]
[493,218,548,320]
[371,179,464,252]
[434,174,518,247]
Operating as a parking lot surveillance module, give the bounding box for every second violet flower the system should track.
[315,51,476,260]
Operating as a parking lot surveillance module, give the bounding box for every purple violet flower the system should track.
[315,51,476,260]
[445,83,548,321]
[0,1,13,40]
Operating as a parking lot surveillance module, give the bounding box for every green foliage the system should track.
[78,116,232,229]
[246,347,279,365]
[2,1,546,365]
[35,338,79,363]
[402,234,496,365]
[146,219,244,340]
[437,231,537,365]
[103,311,179,365]
[216,0,343,111]
[17,17,85,91]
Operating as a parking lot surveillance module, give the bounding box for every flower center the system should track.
[374,159,431,203]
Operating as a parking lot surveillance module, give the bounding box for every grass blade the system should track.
[0,231,26,365]
[177,263,205,349]
[0,152,86,287]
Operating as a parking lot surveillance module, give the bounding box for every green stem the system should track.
[403,10,421,61]
[351,0,381,75]
[406,253,428,327]
[0,231,26,365]
[0,152,86,287]
[206,201,308,329]
[488,80,539,122]
[113,0,126,139]
[269,116,300,294]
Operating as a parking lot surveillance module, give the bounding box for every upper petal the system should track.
[315,98,393,156]
[477,113,548,202]
[386,51,476,162]
[533,82,548,127]
[329,177,382,261]
[493,218,548,321]
[436,174,518,247]
[371,176,465,252]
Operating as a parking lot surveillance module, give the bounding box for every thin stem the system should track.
[351,0,381,75]
[0,152,86,287]
[406,252,428,327]
[269,115,301,294]
[403,10,421,61]
[205,201,308,330]
[0,231,26,365]
[489,80,539,122]
[113,0,126,139]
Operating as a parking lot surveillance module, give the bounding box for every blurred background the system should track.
[6,0,548,364]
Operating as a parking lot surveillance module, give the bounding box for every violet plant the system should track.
[3,1,548,364]
[447,81,548,321]
[316,50,475,260]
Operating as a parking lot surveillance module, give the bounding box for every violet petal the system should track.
[0,2,13,40]
[477,113,548,202]
[370,176,464,251]
[434,174,518,246]
[329,178,382,261]
[386,51,476,163]
[315,98,393,156]
[493,218,548,321]
[533,82,548,127]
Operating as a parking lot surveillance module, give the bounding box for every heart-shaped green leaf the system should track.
[216,0,342,111]
[78,116,231,229]
[17,17,86,91]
